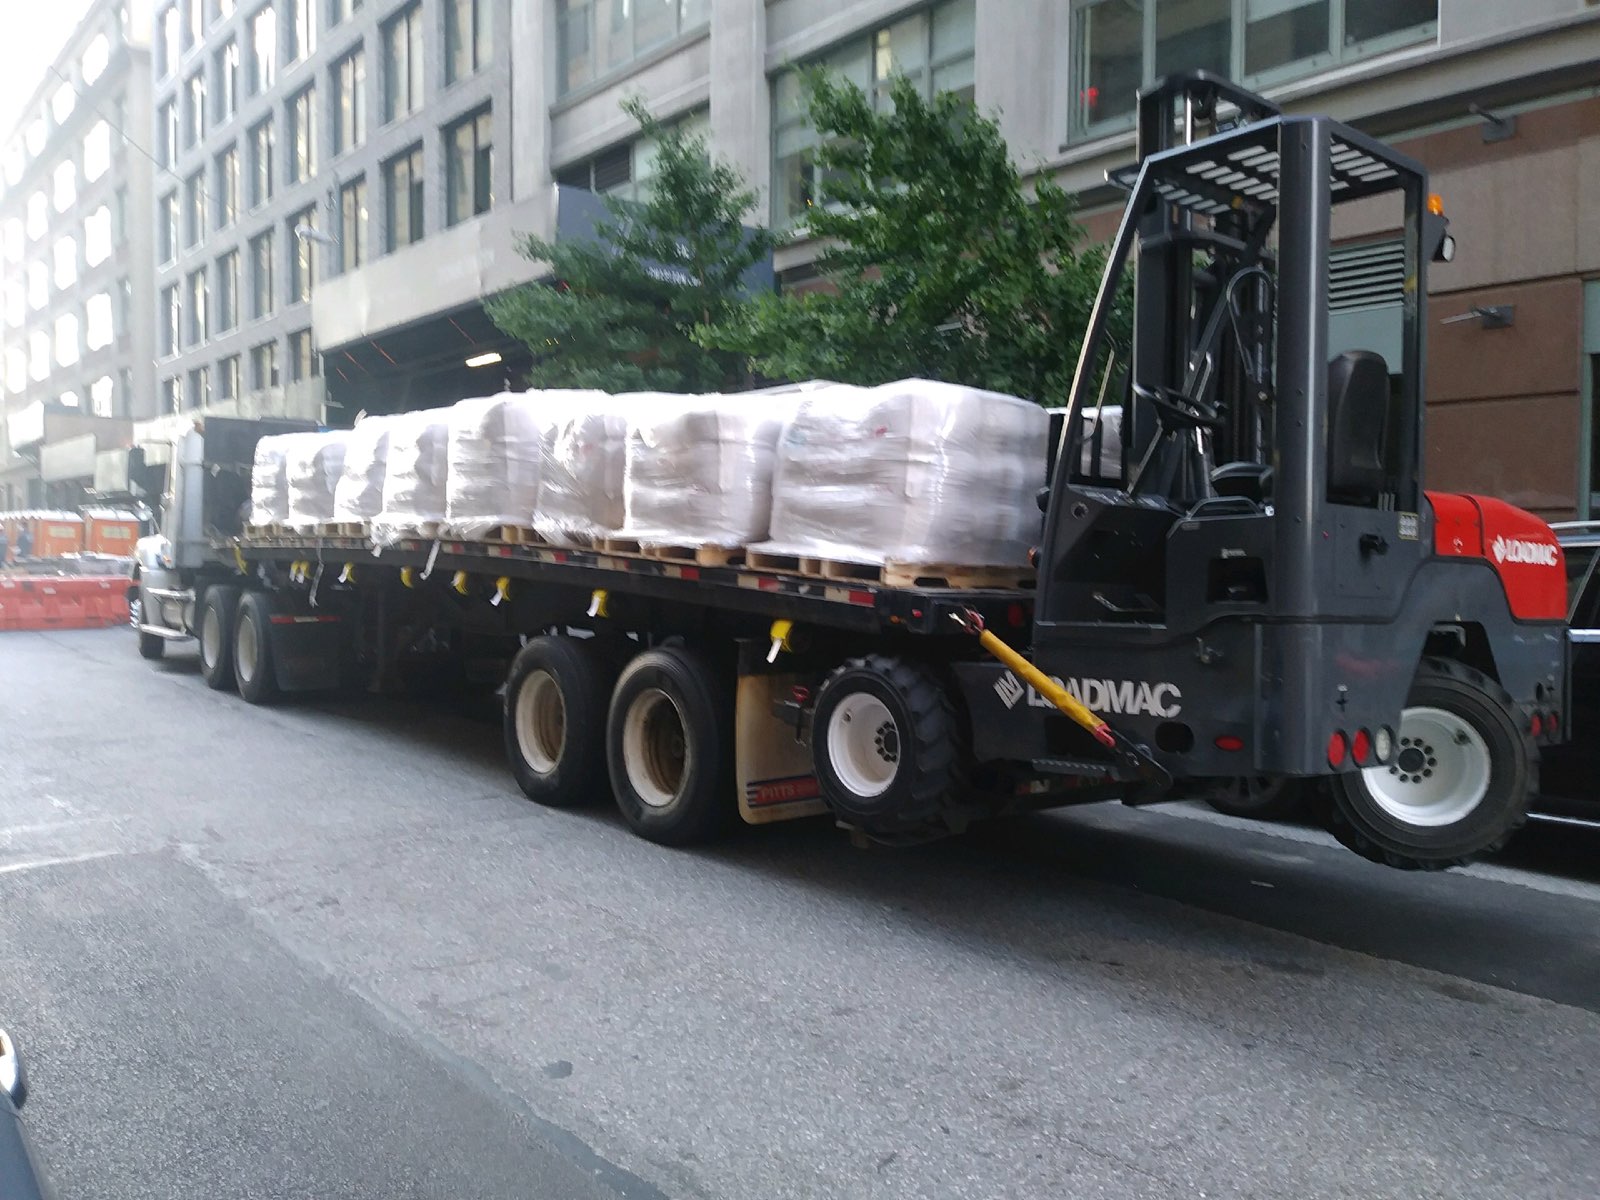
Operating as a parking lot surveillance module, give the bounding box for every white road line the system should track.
[0,849,122,876]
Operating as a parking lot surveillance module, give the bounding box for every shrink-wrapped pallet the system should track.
[285,431,350,531]
[532,390,632,546]
[444,392,547,539]
[332,415,394,524]
[372,407,452,545]
[759,379,1049,568]
[248,434,294,527]
[621,394,796,548]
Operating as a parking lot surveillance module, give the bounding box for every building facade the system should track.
[0,0,155,510]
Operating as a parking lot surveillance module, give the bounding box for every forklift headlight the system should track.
[1374,726,1394,763]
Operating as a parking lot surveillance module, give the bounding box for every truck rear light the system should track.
[1327,731,1348,768]
[1214,734,1244,752]
[1547,712,1559,734]
[1530,712,1543,738]
[1351,728,1372,766]
[1374,726,1394,763]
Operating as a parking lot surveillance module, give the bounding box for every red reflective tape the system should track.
[847,589,874,606]
[679,566,700,581]
[758,576,781,591]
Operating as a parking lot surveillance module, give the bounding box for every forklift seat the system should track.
[1326,350,1391,505]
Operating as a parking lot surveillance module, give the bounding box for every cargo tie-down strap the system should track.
[949,607,1172,789]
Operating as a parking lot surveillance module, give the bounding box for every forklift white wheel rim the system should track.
[1361,705,1490,828]
[623,687,689,808]
[236,612,260,682]
[826,693,900,799]
[515,669,566,775]
[201,605,222,669]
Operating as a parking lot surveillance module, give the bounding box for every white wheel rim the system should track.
[514,670,566,775]
[201,606,221,669]
[1361,705,1490,827]
[825,692,901,799]
[622,687,688,808]
[236,614,259,682]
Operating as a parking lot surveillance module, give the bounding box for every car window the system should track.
[1566,541,1600,626]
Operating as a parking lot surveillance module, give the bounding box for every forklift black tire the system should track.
[198,585,242,691]
[1327,657,1532,870]
[504,636,617,808]
[606,646,734,846]
[137,629,165,660]
[1206,777,1311,821]
[811,655,966,839]
[232,591,280,705]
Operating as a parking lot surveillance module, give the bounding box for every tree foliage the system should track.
[702,72,1108,405]
[487,98,775,393]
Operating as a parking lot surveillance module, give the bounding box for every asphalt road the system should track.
[3,629,1600,1199]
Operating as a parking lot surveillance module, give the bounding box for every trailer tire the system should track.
[1327,657,1532,870]
[1206,777,1311,821]
[232,591,279,705]
[606,646,734,846]
[198,585,242,690]
[504,636,616,808]
[811,655,966,840]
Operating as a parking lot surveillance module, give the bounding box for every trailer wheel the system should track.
[811,655,966,840]
[1206,777,1311,821]
[232,591,279,705]
[1327,658,1532,870]
[198,585,242,691]
[504,636,616,807]
[606,646,733,846]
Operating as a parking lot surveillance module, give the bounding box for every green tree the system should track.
[702,72,1108,404]
[487,98,775,393]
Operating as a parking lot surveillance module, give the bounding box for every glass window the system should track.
[218,249,240,330]
[185,170,204,247]
[335,49,366,154]
[332,0,364,25]
[160,100,179,168]
[290,86,317,183]
[251,229,275,318]
[250,118,275,207]
[53,237,76,289]
[289,328,318,380]
[86,292,113,351]
[161,284,180,356]
[53,161,75,212]
[55,313,79,366]
[160,191,179,263]
[384,4,424,122]
[250,340,279,389]
[85,206,112,267]
[114,186,128,242]
[82,34,110,85]
[384,144,424,251]
[289,205,317,302]
[118,277,133,338]
[83,122,112,183]
[340,176,366,271]
[555,0,708,95]
[25,120,45,158]
[189,366,211,410]
[219,354,240,402]
[772,0,974,226]
[162,375,180,413]
[187,70,207,147]
[160,5,180,77]
[446,109,492,226]
[446,0,490,84]
[185,0,203,45]
[1346,0,1437,45]
[251,4,278,94]
[217,40,240,124]
[188,267,208,346]
[216,145,239,229]
[289,0,317,62]
[91,375,114,416]
[51,85,74,126]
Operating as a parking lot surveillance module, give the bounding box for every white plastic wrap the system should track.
[444,392,548,539]
[285,431,351,531]
[248,434,294,527]
[333,415,394,523]
[532,390,633,546]
[759,378,1049,567]
[372,408,452,545]
[621,394,796,547]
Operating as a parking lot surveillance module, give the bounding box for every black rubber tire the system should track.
[810,655,967,840]
[1206,777,1311,821]
[137,629,165,660]
[232,591,280,705]
[606,646,734,846]
[504,636,618,808]
[198,585,242,691]
[1327,657,1533,870]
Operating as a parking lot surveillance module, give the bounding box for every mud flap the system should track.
[735,672,827,825]
[268,613,346,692]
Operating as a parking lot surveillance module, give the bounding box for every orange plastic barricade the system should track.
[0,576,129,631]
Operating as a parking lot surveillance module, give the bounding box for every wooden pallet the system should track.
[477,525,545,546]
[314,521,367,538]
[641,542,747,568]
[746,548,1032,590]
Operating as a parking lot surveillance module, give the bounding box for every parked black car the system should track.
[1542,523,1600,821]
[0,1029,53,1200]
